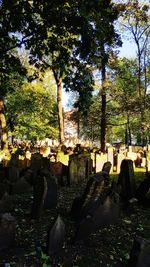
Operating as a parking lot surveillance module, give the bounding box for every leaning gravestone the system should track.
[74,194,120,242]
[0,213,16,251]
[117,159,136,201]
[46,215,65,256]
[70,171,110,220]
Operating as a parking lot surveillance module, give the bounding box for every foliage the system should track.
[6,71,58,140]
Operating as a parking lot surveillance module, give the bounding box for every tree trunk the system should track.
[52,69,64,144]
[0,97,8,150]
[100,59,106,153]
[57,79,64,144]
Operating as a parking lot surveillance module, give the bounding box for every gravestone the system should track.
[107,147,114,173]
[0,192,14,213]
[8,154,20,183]
[0,213,16,251]
[49,162,68,186]
[95,153,108,173]
[31,174,47,219]
[127,236,150,267]
[135,174,150,207]
[46,215,65,256]
[56,151,69,166]
[69,153,92,185]
[117,159,136,201]
[102,161,112,175]
[146,150,150,173]
[44,176,57,210]
[12,177,32,195]
[75,194,120,242]
[70,171,110,220]
[117,153,125,173]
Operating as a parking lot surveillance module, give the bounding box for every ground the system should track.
[0,168,150,267]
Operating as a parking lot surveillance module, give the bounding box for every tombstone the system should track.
[146,150,150,173]
[117,153,125,173]
[68,153,92,185]
[56,150,69,166]
[31,174,47,219]
[46,215,65,256]
[68,155,78,184]
[40,146,50,158]
[141,157,146,168]
[49,162,69,186]
[0,213,16,251]
[0,192,14,213]
[95,153,108,173]
[44,176,57,210]
[127,236,150,267]
[12,177,32,195]
[0,183,9,199]
[8,154,20,183]
[127,151,137,166]
[75,195,120,242]
[117,159,136,201]
[102,161,112,175]
[107,147,114,173]
[135,174,150,207]
[70,171,110,220]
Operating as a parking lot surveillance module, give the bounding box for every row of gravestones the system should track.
[0,159,150,266]
[0,213,149,267]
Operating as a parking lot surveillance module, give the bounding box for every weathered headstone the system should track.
[46,215,65,256]
[0,213,16,251]
[95,153,108,173]
[70,171,110,220]
[68,153,92,185]
[117,159,136,201]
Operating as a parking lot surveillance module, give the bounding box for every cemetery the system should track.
[0,141,150,266]
[1,0,150,266]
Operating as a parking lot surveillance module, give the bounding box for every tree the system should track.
[6,70,58,141]
[118,0,150,145]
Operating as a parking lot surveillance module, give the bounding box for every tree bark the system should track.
[0,97,8,150]
[57,79,64,144]
[100,58,107,153]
